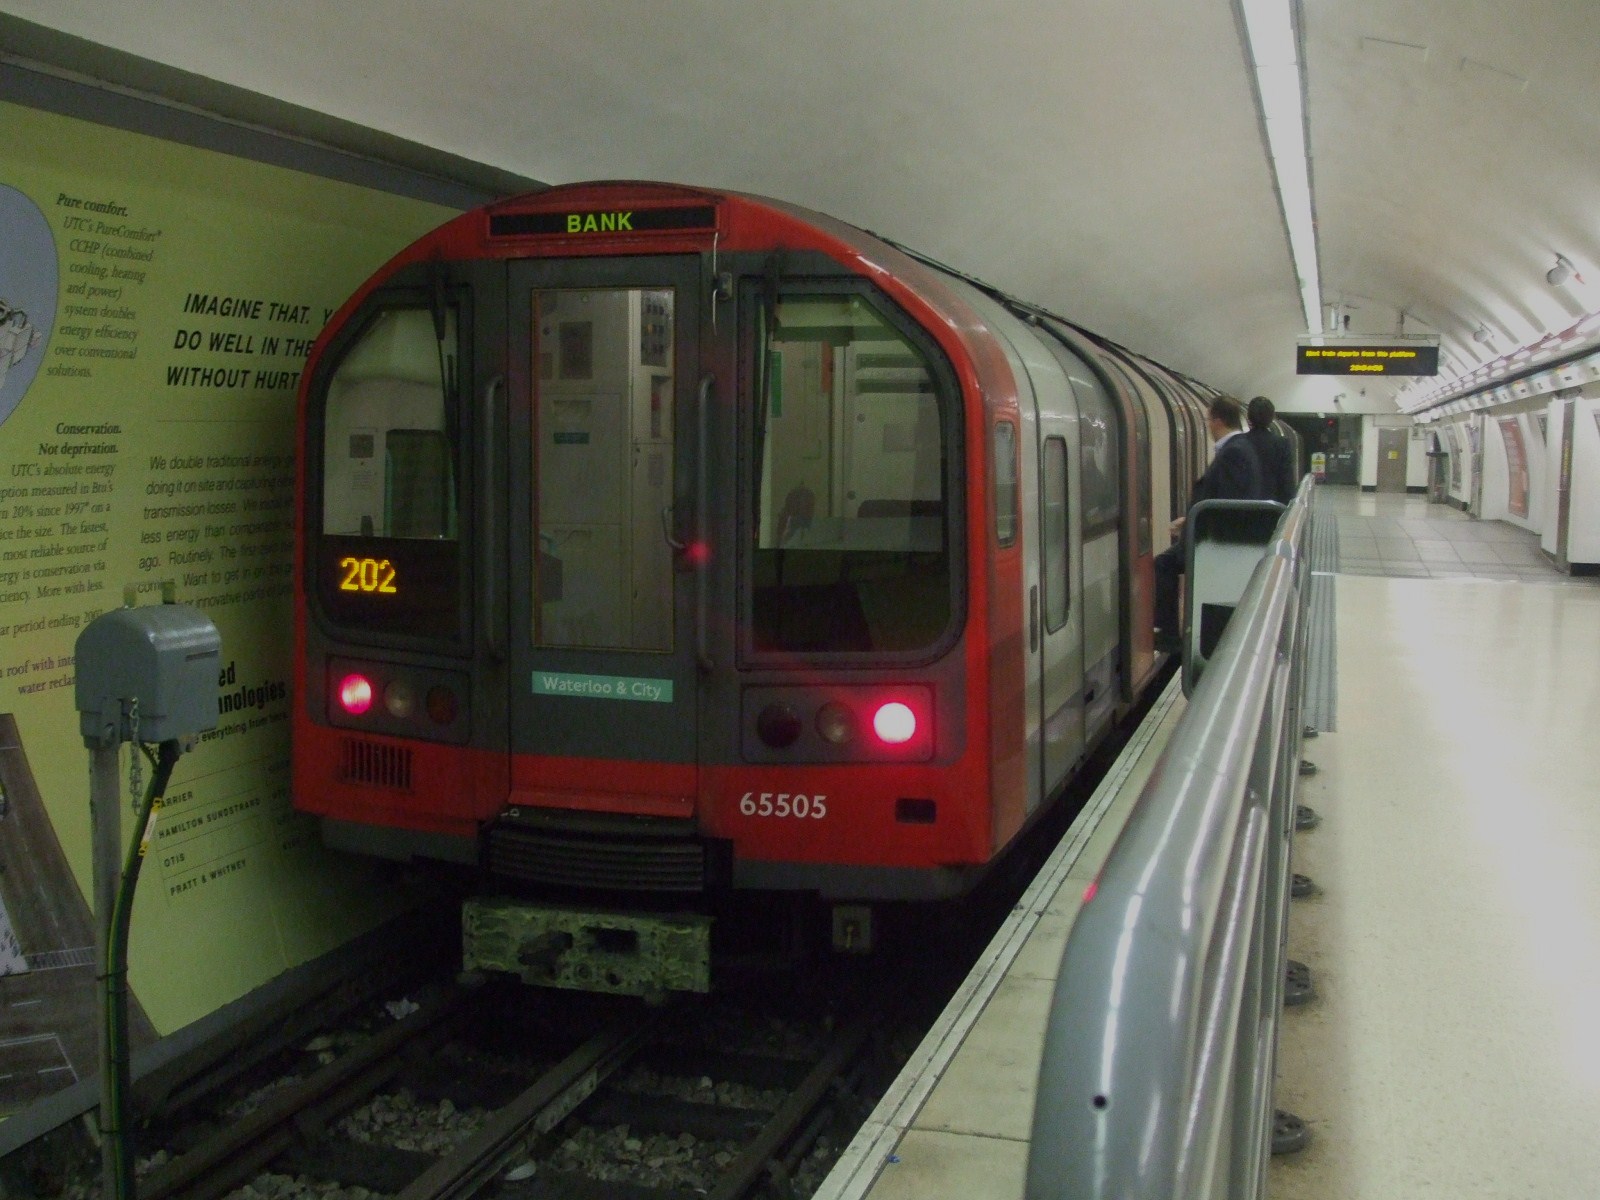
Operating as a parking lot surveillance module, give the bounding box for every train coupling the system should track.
[462,897,711,997]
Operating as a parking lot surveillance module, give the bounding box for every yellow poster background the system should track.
[0,99,455,1047]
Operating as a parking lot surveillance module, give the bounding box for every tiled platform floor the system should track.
[1270,565,1600,1198]
[1320,487,1564,580]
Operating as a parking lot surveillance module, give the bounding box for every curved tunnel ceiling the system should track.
[2,0,1595,416]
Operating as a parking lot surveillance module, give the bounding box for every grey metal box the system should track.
[75,604,222,744]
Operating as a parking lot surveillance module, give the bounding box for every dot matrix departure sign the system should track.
[1296,343,1440,376]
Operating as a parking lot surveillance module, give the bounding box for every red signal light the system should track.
[338,674,374,715]
[872,701,917,745]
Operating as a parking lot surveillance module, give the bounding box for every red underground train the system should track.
[292,181,1223,994]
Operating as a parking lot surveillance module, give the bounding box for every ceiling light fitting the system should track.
[1240,0,1319,333]
[1547,254,1580,286]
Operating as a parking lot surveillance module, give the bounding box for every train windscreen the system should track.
[750,292,954,655]
[315,304,463,640]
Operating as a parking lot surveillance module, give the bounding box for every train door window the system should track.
[315,303,462,640]
[1131,394,1152,555]
[1174,397,1190,509]
[994,421,1018,549]
[1076,381,1121,537]
[749,290,957,655]
[531,287,675,652]
[1042,436,1069,630]
[1099,355,1153,555]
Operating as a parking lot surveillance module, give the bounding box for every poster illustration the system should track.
[1,97,457,1118]
[0,185,55,424]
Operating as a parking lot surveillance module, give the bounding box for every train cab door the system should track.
[502,257,703,813]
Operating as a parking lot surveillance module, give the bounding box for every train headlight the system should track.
[337,673,374,716]
[383,680,417,719]
[756,703,804,748]
[816,702,857,746]
[872,701,918,746]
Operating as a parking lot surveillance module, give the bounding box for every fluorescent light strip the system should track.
[1240,0,1321,333]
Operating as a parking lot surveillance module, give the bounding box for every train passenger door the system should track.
[1036,407,1086,798]
[504,258,702,805]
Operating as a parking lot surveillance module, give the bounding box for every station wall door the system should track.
[1376,426,1408,492]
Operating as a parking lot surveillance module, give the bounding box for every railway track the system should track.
[113,974,887,1200]
[7,705,1162,1200]
[5,689,1163,1200]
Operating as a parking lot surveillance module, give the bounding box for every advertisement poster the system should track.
[1498,416,1529,519]
[1,98,456,1116]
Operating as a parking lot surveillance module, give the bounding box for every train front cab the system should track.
[294,187,1028,991]
[292,184,1224,994]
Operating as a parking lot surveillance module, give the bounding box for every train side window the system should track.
[1043,435,1068,630]
[994,421,1017,548]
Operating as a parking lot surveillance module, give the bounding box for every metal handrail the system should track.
[1026,476,1315,1200]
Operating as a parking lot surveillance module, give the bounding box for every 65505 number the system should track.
[739,792,827,819]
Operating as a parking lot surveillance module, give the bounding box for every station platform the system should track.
[817,677,1190,1200]
[818,487,1600,1200]
[1272,491,1600,1198]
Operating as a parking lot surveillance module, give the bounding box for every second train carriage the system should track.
[292,181,1222,992]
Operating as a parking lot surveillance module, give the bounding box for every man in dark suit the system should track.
[1154,395,1263,654]
[1245,395,1297,504]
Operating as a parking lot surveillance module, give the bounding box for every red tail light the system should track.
[337,673,374,715]
[872,701,917,745]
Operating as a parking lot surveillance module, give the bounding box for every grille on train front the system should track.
[485,812,721,893]
[337,738,413,790]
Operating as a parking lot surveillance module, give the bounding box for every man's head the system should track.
[1247,395,1276,430]
[1207,396,1245,441]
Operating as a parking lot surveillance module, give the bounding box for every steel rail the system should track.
[139,984,467,1200]
[705,1010,878,1200]
[396,1014,658,1200]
